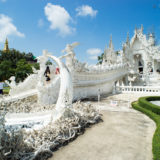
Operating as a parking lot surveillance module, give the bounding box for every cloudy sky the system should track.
[0,0,159,64]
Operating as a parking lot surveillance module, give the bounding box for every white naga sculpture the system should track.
[5,42,128,105]
[47,52,73,110]
[3,26,160,106]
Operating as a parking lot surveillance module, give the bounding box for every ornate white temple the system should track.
[1,26,160,160]
[103,26,160,86]
[3,26,160,105]
[122,26,160,86]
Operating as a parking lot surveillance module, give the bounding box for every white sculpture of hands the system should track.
[47,52,73,111]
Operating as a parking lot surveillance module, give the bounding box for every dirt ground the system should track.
[49,108,155,160]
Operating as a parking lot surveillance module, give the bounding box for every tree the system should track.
[0,49,37,64]
[15,59,33,82]
[97,53,104,64]
[24,52,37,62]
[0,60,15,81]
[0,49,38,82]
[32,63,40,70]
[46,60,52,65]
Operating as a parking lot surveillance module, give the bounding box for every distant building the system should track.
[3,38,9,52]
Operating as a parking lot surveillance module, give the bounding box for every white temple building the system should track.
[104,26,160,86]
[102,35,118,65]
[3,25,160,105]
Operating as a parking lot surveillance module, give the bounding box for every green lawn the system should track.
[3,87,10,94]
[132,96,160,160]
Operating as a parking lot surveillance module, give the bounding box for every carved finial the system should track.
[104,45,107,55]
[148,33,155,46]
[3,38,9,52]
[135,25,137,34]
[141,24,143,33]
[126,32,130,45]
[42,50,48,56]
[109,34,114,50]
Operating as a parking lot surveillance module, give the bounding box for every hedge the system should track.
[138,96,160,115]
[132,100,160,160]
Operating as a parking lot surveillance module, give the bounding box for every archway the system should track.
[134,54,144,74]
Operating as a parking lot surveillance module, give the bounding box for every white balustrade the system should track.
[117,85,160,94]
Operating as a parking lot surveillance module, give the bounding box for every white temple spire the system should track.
[134,26,137,35]
[105,44,107,50]
[109,35,114,50]
[141,24,143,33]
[126,32,130,46]
[148,33,155,46]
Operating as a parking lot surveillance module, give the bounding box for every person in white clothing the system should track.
[0,82,4,94]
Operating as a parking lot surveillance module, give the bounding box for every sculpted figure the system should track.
[5,76,16,89]
[61,42,80,68]
[37,50,48,70]
[37,50,48,84]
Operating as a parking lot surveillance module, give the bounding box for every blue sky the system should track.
[0,0,159,64]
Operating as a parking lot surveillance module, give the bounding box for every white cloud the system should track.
[76,5,98,17]
[44,3,75,36]
[1,0,7,2]
[89,55,98,60]
[86,48,102,55]
[0,14,25,42]
[38,19,44,27]
[87,48,102,61]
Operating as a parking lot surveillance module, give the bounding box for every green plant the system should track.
[138,96,160,115]
[97,53,104,64]
[0,49,38,82]
[3,87,10,94]
[132,96,160,160]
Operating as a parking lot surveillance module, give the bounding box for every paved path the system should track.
[49,111,155,160]
[49,93,156,160]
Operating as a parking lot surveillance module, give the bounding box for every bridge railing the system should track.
[116,86,160,94]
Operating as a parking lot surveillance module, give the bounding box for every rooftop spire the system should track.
[105,44,107,50]
[109,35,114,50]
[141,24,143,33]
[148,33,155,46]
[135,25,137,34]
[3,38,9,52]
[126,32,130,45]
[104,44,107,55]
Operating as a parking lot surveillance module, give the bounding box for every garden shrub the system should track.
[132,98,160,160]
[138,96,160,115]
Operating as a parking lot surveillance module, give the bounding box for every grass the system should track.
[132,96,160,160]
[3,86,10,94]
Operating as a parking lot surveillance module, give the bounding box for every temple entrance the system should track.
[134,54,144,74]
[138,61,143,74]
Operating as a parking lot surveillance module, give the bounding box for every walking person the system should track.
[44,66,51,82]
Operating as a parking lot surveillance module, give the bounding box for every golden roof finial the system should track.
[3,38,9,52]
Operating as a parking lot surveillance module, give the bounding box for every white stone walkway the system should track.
[49,93,156,160]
